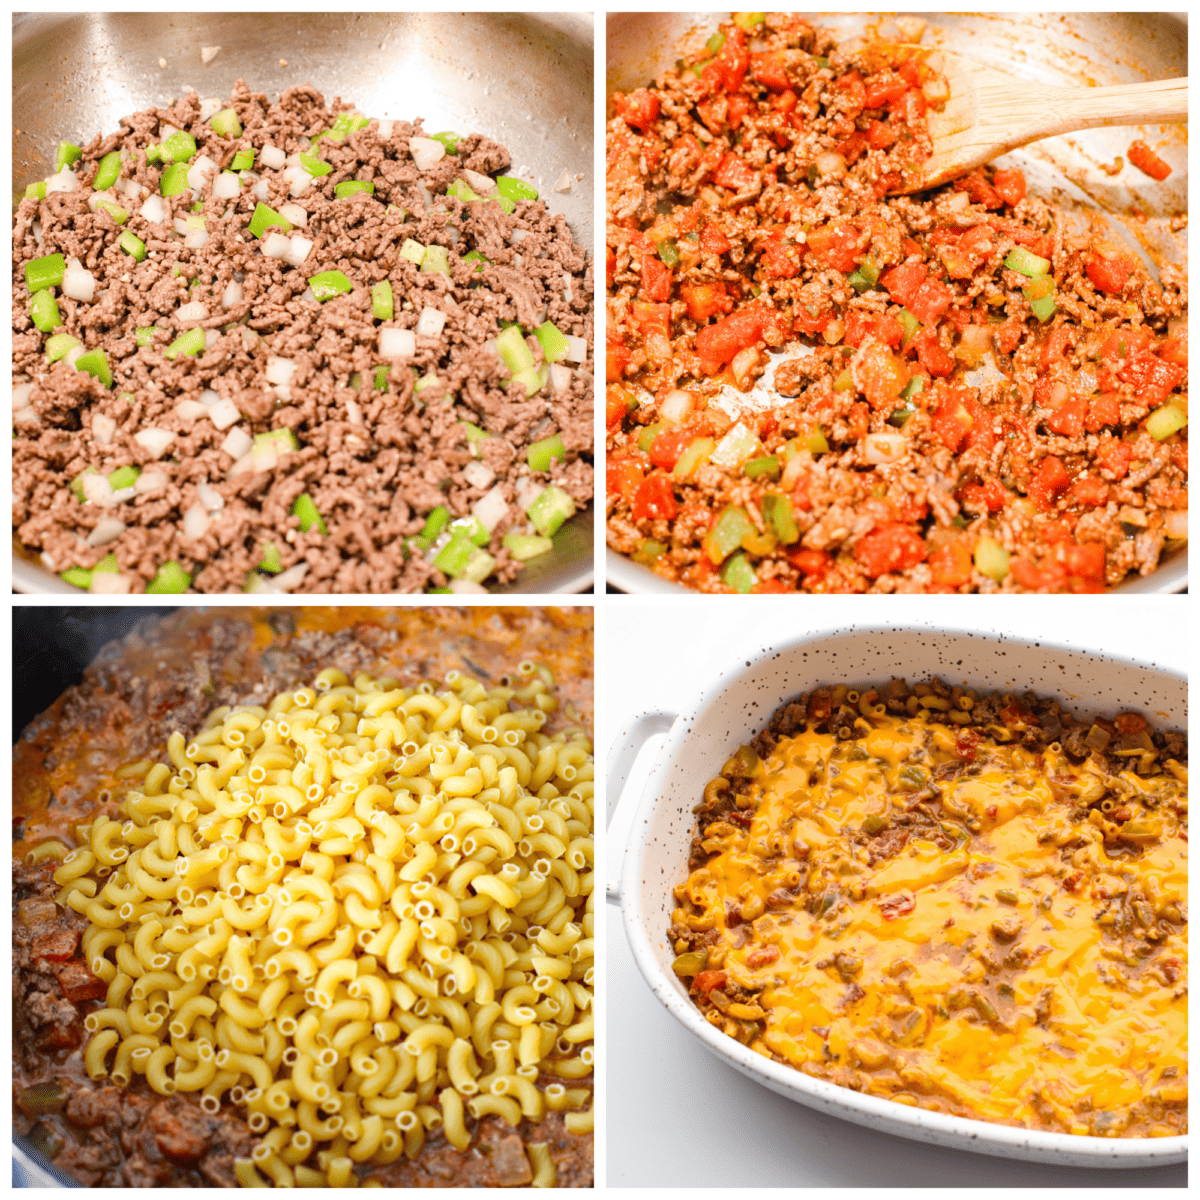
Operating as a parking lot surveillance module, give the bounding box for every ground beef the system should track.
[14,81,593,594]
[14,609,594,1187]
[606,15,1186,594]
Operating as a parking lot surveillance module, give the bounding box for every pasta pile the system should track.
[53,662,595,1187]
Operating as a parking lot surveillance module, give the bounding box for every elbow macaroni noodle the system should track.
[55,665,594,1187]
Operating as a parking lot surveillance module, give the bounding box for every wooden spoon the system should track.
[891,49,1187,194]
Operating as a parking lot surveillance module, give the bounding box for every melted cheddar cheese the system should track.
[674,707,1187,1137]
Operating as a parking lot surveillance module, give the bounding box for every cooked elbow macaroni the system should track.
[55,666,594,1187]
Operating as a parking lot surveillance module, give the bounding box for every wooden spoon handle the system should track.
[1035,77,1188,132]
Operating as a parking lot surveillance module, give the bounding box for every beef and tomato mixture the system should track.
[14,608,594,1186]
[672,679,1187,1136]
[14,82,593,595]
[606,14,1188,593]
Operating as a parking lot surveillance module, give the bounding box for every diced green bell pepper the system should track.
[420,245,451,278]
[164,328,206,360]
[1146,403,1187,441]
[447,179,483,204]
[231,148,256,171]
[527,435,566,472]
[400,239,426,265]
[309,270,353,302]
[56,142,82,172]
[450,515,490,547]
[25,252,65,294]
[119,231,146,262]
[503,533,554,561]
[496,176,539,203]
[974,535,1009,582]
[807,427,829,455]
[720,550,758,593]
[160,130,197,164]
[248,202,293,239]
[462,249,489,273]
[61,567,93,588]
[706,507,755,562]
[92,196,128,225]
[293,493,327,535]
[534,321,569,363]
[421,507,452,541]
[495,325,536,375]
[373,364,391,391]
[93,151,123,191]
[297,151,331,177]
[526,485,575,537]
[461,421,491,455]
[159,163,191,196]
[210,108,243,138]
[733,12,766,32]
[371,280,394,321]
[761,493,800,544]
[134,326,158,347]
[511,366,545,398]
[673,437,715,480]
[75,349,113,388]
[1004,247,1051,277]
[146,561,191,594]
[434,530,477,577]
[46,333,82,363]
[24,181,47,201]
[30,290,61,333]
[899,308,921,347]
[107,465,140,490]
[431,132,463,153]
[744,455,780,480]
[334,180,375,199]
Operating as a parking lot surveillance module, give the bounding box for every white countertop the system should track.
[604,596,1187,1187]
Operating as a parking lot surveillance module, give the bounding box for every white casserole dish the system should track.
[606,624,1187,1168]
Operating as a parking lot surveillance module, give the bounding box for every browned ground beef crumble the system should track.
[13,81,594,593]
[14,610,594,1186]
[605,15,1187,594]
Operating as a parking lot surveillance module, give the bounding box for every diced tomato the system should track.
[680,282,733,323]
[630,301,670,339]
[1099,324,1153,364]
[1028,455,1071,510]
[752,579,794,594]
[897,57,922,88]
[880,261,926,308]
[807,222,862,273]
[1086,393,1121,432]
[907,278,953,326]
[864,70,908,108]
[1158,333,1187,367]
[932,390,994,453]
[612,89,660,131]
[751,51,792,91]
[857,342,910,411]
[606,334,631,383]
[1039,325,1073,373]
[1060,541,1107,590]
[640,253,672,303]
[954,170,1002,210]
[772,89,799,115]
[843,311,901,349]
[794,305,832,335]
[835,130,868,166]
[866,119,898,149]
[788,547,833,578]
[631,472,677,523]
[605,245,616,290]
[33,929,82,961]
[1069,477,1109,507]
[929,540,973,588]
[727,95,753,129]
[791,473,812,512]
[607,458,644,502]
[994,319,1023,356]
[1118,350,1183,407]
[912,330,955,378]
[939,222,998,279]
[847,401,869,441]
[1127,139,1172,182]
[992,168,1027,207]
[55,961,109,1003]
[647,427,696,471]
[1086,249,1133,295]
[1094,436,1133,480]
[835,72,866,116]
[957,478,1009,513]
[696,97,728,134]
[605,388,627,428]
[713,152,756,191]
[700,222,732,257]
[1045,396,1087,438]
[693,970,727,997]
[955,729,981,761]
[1010,555,1068,591]
[855,523,927,578]
[897,89,926,125]
[714,27,749,91]
[760,236,803,279]
[695,303,784,375]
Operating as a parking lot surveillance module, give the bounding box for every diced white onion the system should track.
[13,382,33,407]
[81,473,114,506]
[240,326,258,351]
[63,267,95,303]
[92,413,116,444]
[45,167,78,194]
[134,470,168,494]
[563,335,587,365]
[86,517,126,547]
[517,479,545,511]
[187,155,218,190]
[409,137,446,171]
[66,255,82,270]
[183,503,211,539]
[122,179,146,201]
[461,169,495,194]
[110,486,136,504]
[278,203,307,227]
[212,171,241,200]
[222,279,244,309]
[160,123,179,139]
[201,43,221,64]
[273,384,292,401]
[197,482,225,512]
[173,216,192,235]
[553,169,572,193]
[134,428,176,458]
[262,231,291,259]
[284,153,304,171]
[176,400,211,421]
[176,300,209,322]
[416,308,447,337]
[199,97,222,120]
[252,442,278,472]
[473,487,509,531]
[288,173,313,198]
[139,194,166,225]
[89,572,132,594]
[185,228,210,249]
[509,228,528,245]
[549,363,572,393]
[40,551,57,571]
[204,329,221,349]
[562,272,573,304]
[221,427,252,459]
[464,460,497,491]
[345,398,364,426]
[284,235,313,268]
[1164,511,1187,540]
[208,398,241,429]
[253,179,271,201]
[449,580,488,594]
[301,287,316,304]
[202,389,223,406]
[272,563,309,592]
[379,328,416,359]
[32,220,44,242]
[65,345,85,368]
[266,356,296,385]
[377,120,394,140]
[863,432,909,465]
[260,144,286,170]
[659,389,694,424]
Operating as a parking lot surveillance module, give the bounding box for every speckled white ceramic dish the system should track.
[606,625,1187,1168]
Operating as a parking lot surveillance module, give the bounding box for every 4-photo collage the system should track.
[10,9,1185,1191]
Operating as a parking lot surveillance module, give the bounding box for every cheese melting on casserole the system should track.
[674,712,1187,1137]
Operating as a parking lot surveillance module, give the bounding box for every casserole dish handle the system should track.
[605,710,676,905]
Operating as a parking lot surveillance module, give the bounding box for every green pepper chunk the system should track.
[495,176,539,203]
[55,142,82,172]
[119,231,146,262]
[526,486,576,537]
[706,32,727,54]
[434,530,477,577]
[446,179,483,204]
[24,181,47,201]
[733,12,766,32]
[449,515,490,547]
[259,542,284,574]
[25,252,65,294]
[720,550,758,593]
[61,567,93,589]
[107,465,140,490]
[334,180,375,199]
[248,202,293,239]
[93,151,123,191]
[899,308,922,347]
[658,239,680,268]
[420,245,451,279]
[1004,246,1051,277]
[293,492,328,535]
[372,364,391,391]
[30,290,61,334]
[888,403,916,428]
[431,132,463,153]
[462,249,489,274]
[761,493,800,544]
[46,333,81,363]
[309,270,353,302]
[743,455,780,480]
[534,321,569,363]
[134,326,158,347]
[1146,403,1187,441]
[495,326,535,375]
[527,435,566,473]
[160,130,197,164]
[75,349,113,389]
[706,506,755,561]
[502,533,554,561]
[421,506,452,541]
[209,108,243,138]
[159,163,191,196]
[164,328,206,360]
[231,148,256,171]
[371,280,394,321]
[146,561,191,594]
